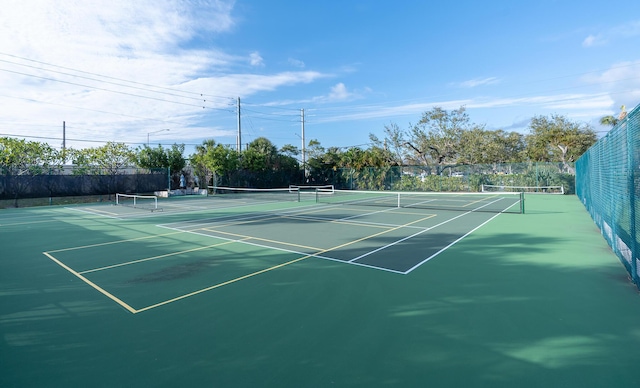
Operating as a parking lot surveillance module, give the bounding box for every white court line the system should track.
[349,196,514,272]
[156,223,380,269]
[348,205,480,263]
[401,197,518,274]
[158,201,328,229]
[158,195,517,275]
[276,212,429,230]
[65,206,123,219]
[156,211,412,275]
[161,201,434,232]
[402,211,504,274]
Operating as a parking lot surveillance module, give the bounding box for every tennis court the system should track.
[40,189,523,313]
[2,191,640,387]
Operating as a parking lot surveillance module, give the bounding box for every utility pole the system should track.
[62,121,66,162]
[236,97,242,153]
[301,109,306,177]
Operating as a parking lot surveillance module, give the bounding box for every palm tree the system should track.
[599,115,618,127]
[599,105,627,127]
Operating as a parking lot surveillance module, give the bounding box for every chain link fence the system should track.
[576,104,640,289]
[0,166,168,207]
[305,162,574,193]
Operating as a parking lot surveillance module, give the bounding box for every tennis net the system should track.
[115,193,159,211]
[482,184,564,194]
[315,189,524,214]
[208,186,300,202]
[289,184,334,193]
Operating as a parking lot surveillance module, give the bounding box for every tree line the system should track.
[1,106,598,192]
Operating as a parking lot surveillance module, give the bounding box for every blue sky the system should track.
[0,0,639,157]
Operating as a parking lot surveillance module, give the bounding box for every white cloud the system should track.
[328,83,351,100]
[288,58,305,68]
[314,91,621,125]
[457,77,500,88]
[582,19,640,48]
[249,52,264,67]
[0,0,336,150]
[580,60,640,109]
[187,71,327,96]
[582,34,601,47]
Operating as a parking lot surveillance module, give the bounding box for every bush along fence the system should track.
[304,162,575,194]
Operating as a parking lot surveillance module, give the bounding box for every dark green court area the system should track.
[1,195,640,387]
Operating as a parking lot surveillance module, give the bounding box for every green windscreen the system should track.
[576,104,640,289]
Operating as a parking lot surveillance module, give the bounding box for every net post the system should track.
[397,193,401,208]
[520,192,525,214]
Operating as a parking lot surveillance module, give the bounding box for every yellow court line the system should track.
[462,197,491,207]
[278,214,391,229]
[43,251,137,314]
[197,214,284,230]
[79,239,245,274]
[462,194,498,208]
[201,227,325,251]
[386,209,438,216]
[47,209,437,314]
[135,254,312,313]
[47,230,188,253]
[136,213,438,313]
[314,213,437,253]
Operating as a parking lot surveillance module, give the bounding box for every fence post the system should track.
[626,121,639,286]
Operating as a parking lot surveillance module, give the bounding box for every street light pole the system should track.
[147,128,170,146]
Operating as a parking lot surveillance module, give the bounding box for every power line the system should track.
[0,93,195,124]
[0,131,229,148]
[0,52,236,101]
[0,67,235,111]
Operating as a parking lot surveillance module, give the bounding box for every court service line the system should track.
[158,224,340,262]
[350,196,510,267]
[138,212,436,312]
[461,193,499,208]
[161,203,397,232]
[348,208,474,263]
[278,214,393,230]
[78,239,245,274]
[65,206,123,219]
[167,211,303,230]
[338,205,399,221]
[157,224,405,275]
[201,227,325,252]
[403,211,504,274]
[42,251,137,314]
[157,201,349,231]
[280,207,431,230]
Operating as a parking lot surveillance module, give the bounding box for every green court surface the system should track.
[1,194,640,387]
